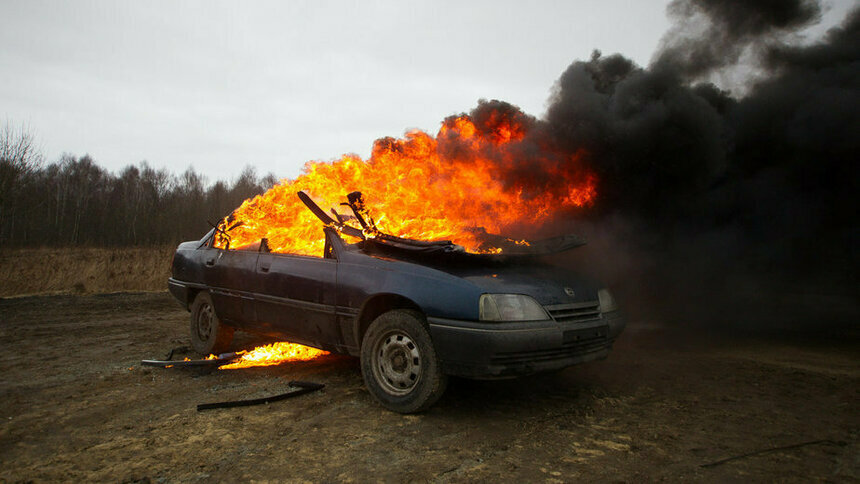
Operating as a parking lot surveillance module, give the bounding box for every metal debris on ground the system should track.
[140,352,240,369]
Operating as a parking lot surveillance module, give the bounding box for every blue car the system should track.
[168,192,625,413]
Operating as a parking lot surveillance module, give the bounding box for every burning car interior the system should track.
[214,190,588,262]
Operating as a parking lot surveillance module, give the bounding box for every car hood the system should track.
[442,263,602,307]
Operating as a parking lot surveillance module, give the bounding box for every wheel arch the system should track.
[186,287,202,309]
[355,293,423,349]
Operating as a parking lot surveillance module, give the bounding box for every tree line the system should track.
[0,123,276,247]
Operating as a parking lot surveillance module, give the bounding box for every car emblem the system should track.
[564,287,575,297]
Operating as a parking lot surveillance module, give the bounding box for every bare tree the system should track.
[0,122,43,243]
[260,172,280,191]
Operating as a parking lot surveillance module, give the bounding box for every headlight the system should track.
[598,288,618,312]
[479,294,549,321]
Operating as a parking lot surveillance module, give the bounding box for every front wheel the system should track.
[189,292,234,355]
[360,309,447,413]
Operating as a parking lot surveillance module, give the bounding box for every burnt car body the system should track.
[168,196,625,413]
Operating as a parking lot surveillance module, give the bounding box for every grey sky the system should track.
[0,0,850,183]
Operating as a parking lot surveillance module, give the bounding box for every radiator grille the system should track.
[545,301,601,324]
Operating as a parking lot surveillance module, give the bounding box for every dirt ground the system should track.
[0,292,857,482]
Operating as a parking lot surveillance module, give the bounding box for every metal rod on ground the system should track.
[700,439,842,468]
[196,381,325,411]
[164,345,190,361]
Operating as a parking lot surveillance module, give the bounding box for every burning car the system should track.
[168,190,625,413]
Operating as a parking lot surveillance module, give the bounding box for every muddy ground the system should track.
[0,292,857,482]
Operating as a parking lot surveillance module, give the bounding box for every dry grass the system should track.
[0,246,174,297]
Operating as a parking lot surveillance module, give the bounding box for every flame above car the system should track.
[213,107,596,256]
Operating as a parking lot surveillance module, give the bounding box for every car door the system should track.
[252,248,338,346]
[201,246,259,328]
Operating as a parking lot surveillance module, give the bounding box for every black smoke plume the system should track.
[654,0,822,80]
[523,1,858,334]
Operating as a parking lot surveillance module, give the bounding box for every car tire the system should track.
[190,292,234,355]
[360,309,447,413]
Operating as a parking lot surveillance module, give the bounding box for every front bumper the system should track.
[428,311,625,379]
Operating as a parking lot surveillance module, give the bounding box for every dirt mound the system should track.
[0,246,174,297]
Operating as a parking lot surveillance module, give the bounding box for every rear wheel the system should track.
[190,292,234,355]
[360,309,447,413]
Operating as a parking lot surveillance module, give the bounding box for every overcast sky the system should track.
[0,0,851,183]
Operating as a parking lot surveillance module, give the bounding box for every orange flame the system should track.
[216,108,595,256]
[219,342,329,370]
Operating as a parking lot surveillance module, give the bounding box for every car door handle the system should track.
[205,258,215,266]
[259,263,270,272]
